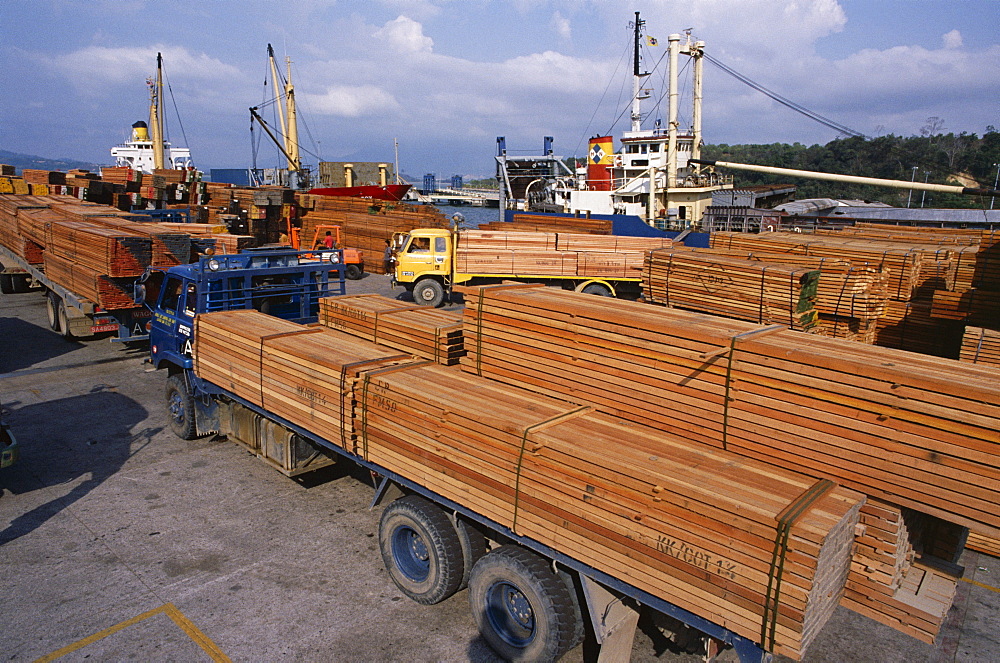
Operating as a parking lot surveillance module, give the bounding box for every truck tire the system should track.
[57,301,75,340]
[412,278,445,307]
[345,264,363,280]
[580,283,613,297]
[166,374,198,440]
[469,545,583,663]
[46,292,61,332]
[379,495,464,604]
[0,274,13,294]
[456,517,488,591]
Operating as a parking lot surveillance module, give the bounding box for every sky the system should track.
[2,0,998,179]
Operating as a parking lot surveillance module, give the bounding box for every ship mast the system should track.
[629,12,649,133]
[284,56,300,174]
[149,52,166,170]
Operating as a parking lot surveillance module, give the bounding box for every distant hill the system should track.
[0,149,101,176]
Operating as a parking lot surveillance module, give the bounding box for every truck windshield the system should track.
[161,277,182,312]
[408,237,430,253]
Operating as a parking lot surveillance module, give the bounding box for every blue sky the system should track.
[2,0,998,179]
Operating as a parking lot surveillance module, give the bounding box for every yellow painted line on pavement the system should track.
[963,577,1000,594]
[33,603,231,663]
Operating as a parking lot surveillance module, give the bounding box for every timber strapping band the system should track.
[511,405,593,536]
[339,355,410,450]
[762,478,836,651]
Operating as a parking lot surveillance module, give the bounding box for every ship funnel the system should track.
[131,121,150,141]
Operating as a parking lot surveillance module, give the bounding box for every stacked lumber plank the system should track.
[319,294,464,364]
[966,532,1000,557]
[204,233,255,254]
[930,288,1000,326]
[357,361,863,659]
[296,194,449,273]
[813,315,878,344]
[459,284,1000,537]
[641,250,820,330]
[557,232,672,252]
[78,216,191,266]
[193,310,413,450]
[874,300,963,358]
[42,252,134,309]
[501,212,613,234]
[0,204,44,264]
[46,220,150,277]
[20,169,66,185]
[959,326,1000,366]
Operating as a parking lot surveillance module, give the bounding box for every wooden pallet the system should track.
[458,284,1000,537]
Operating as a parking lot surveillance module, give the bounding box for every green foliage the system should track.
[463,177,500,189]
[702,131,1000,209]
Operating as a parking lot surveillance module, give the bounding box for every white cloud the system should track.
[38,45,242,90]
[374,16,434,53]
[301,85,401,116]
[942,29,963,49]
[551,11,571,40]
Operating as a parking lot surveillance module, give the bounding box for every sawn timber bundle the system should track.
[191,308,865,660]
[459,284,1000,537]
[640,249,820,331]
[318,294,464,364]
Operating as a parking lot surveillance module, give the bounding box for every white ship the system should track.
[108,53,192,174]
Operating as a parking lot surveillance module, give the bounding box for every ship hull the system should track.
[308,184,411,201]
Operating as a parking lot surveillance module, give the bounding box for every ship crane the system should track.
[690,159,1000,199]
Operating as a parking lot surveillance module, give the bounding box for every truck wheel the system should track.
[456,517,488,591]
[379,495,464,604]
[57,301,75,340]
[0,274,13,294]
[469,545,583,663]
[166,374,198,440]
[581,283,613,297]
[412,278,445,307]
[345,264,363,280]
[46,293,61,332]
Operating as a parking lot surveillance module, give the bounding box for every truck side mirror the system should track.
[134,284,146,305]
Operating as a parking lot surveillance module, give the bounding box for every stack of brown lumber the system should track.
[100,167,140,184]
[0,204,44,264]
[966,532,1000,557]
[812,316,878,344]
[204,233,255,254]
[319,294,464,364]
[192,308,865,659]
[295,194,449,273]
[20,169,66,185]
[460,230,554,250]
[930,288,1000,326]
[357,360,864,659]
[482,212,613,234]
[557,232,672,252]
[641,249,820,331]
[193,310,412,450]
[959,326,1000,366]
[42,252,135,309]
[459,284,1000,537]
[839,499,959,643]
[46,220,150,277]
[79,216,191,266]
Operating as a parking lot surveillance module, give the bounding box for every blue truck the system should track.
[145,251,771,663]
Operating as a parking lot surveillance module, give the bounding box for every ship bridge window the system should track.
[626,145,640,154]
[650,144,660,153]
[633,160,649,167]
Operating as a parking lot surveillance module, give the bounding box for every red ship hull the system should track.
[307,184,411,201]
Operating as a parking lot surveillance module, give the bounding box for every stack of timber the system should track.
[875,300,963,358]
[193,310,412,448]
[296,194,449,273]
[192,308,865,659]
[459,284,1000,539]
[0,201,44,264]
[641,249,820,331]
[358,362,864,660]
[455,229,666,279]
[840,499,960,643]
[959,326,1000,367]
[318,294,464,364]
[967,532,1000,557]
[46,220,150,277]
[42,252,135,309]
[930,288,1000,326]
[477,213,613,234]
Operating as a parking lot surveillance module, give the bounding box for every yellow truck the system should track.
[392,227,662,307]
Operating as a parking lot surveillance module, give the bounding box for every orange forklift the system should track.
[283,220,365,280]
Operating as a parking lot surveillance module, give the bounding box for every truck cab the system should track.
[393,229,454,306]
[139,248,347,370]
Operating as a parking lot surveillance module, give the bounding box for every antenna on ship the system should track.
[149,52,166,170]
[630,12,650,132]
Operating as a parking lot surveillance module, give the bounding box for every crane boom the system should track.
[690,159,1000,198]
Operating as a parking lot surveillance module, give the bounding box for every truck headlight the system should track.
[207,259,221,271]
